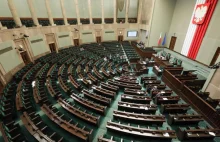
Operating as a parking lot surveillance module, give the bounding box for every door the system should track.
[49,43,56,52]
[20,51,31,65]
[74,39,79,46]
[118,35,123,42]
[96,36,101,43]
[140,29,148,45]
[169,36,177,50]
[210,47,220,66]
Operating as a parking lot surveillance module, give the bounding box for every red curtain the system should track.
[187,0,218,59]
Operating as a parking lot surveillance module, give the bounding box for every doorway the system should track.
[74,39,79,46]
[20,51,31,65]
[118,35,123,42]
[49,43,56,52]
[210,47,220,66]
[96,36,101,43]
[169,36,177,50]
[140,29,148,45]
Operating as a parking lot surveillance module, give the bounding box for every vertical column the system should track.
[125,0,130,23]
[88,0,93,24]
[27,0,40,26]
[45,0,55,26]
[60,0,68,25]
[101,0,105,24]
[8,0,22,27]
[74,0,81,25]
[114,0,117,24]
[137,0,142,24]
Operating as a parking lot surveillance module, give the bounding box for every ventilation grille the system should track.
[58,35,69,38]
[0,46,13,55]
[82,32,92,35]
[31,39,43,44]
[105,31,114,33]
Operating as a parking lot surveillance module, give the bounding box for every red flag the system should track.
[158,33,162,46]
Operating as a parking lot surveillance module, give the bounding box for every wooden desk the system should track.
[107,121,176,140]
[143,80,161,86]
[167,114,203,125]
[140,76,157,83]
[108,80,141,89]
[154,96,180,105]
[82,89,111,106]
[113,110,165,125]
[100,83,119,92]
[118,101,157,114]
[41,104,92,142]
[58,98,100,125]
[177,127,220,141]
[121,94,151,104]
[71,94,106,115]
[161,104,190,114]
[162,69,220,128]
[124,88,146,96]
[92,85,116,99]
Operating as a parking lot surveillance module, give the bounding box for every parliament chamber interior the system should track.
[0,0,220,142]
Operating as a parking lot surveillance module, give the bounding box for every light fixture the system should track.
[15,45,25,51]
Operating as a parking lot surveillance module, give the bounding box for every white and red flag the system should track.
[157,33,162,46]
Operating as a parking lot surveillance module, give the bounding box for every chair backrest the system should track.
[166,53,171,60]
[162,51,167,57]
[173,58,177,64]
[159,66,164,71]
[177,59,182,66]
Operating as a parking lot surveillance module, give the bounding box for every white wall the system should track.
[104,0,114,18]
[0,0,12,17]
[91,0,101,18]
[63,0,77,18]
[103,30,116,41]
[128,0,138,18]
[0,41,22,73]
[168,0,196,53]
[78,0,89,18]
[28,35,49,57]
[196,2,220,65]
[0,0,138,20]
[50,0,62,18]
[57,32,72,48]
[33,0,48,18]
[14,0,31,17]
[148,0,176,47]
[141,0,155,25]
[0,0,11,17]
[80,30,95,43]
[117,1,126,18]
